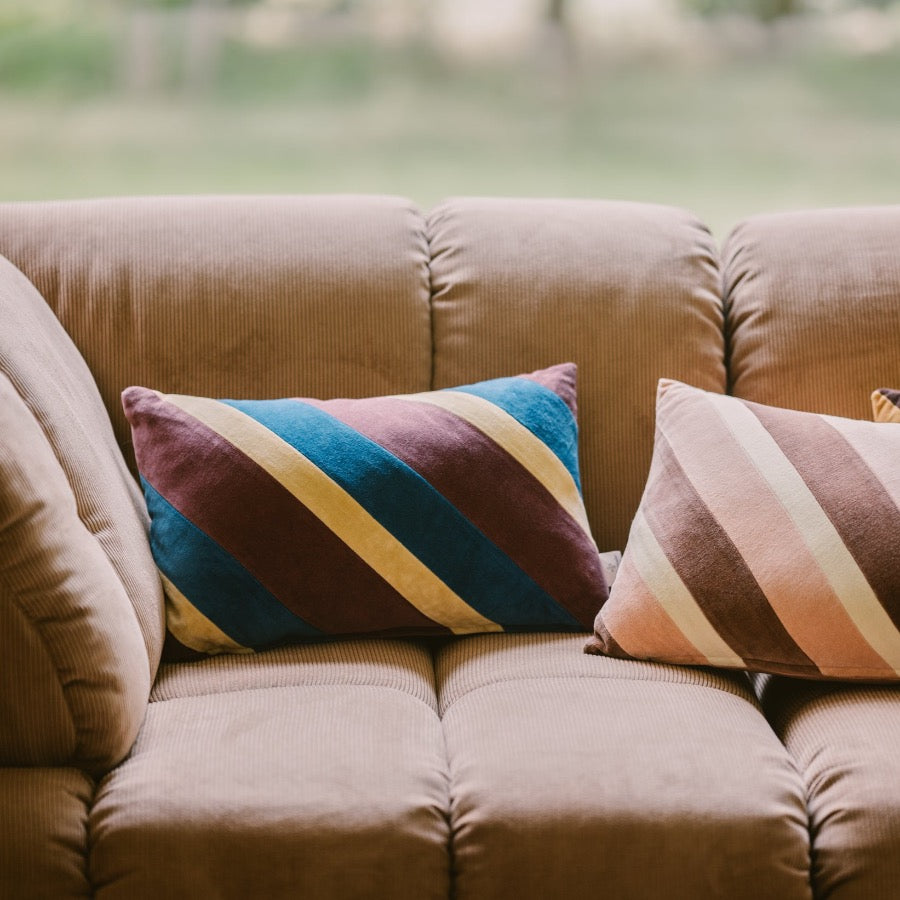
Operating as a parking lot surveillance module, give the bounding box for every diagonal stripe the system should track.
[626,507,745,667]
[143,479,323,646]
[708,392,900,675]
[599,549,712,664]
[160,571,252,656]
[660,384,882,677]
[450,374,582,489]
[166,393,503,635]
[131,390,442,636]
[393,390,595,543]
[234,397,583,631]
[313,395,606,627]
[646,432,820,672]
[756,405,900,640]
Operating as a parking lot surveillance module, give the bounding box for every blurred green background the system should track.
[2,0,900,235]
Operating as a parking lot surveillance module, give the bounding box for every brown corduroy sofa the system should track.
[2,195,900,899]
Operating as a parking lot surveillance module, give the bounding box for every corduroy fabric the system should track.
[0,253,163,677]
[150,638,439,713]
[0,195,433,476]
[90,685,450,900]
[0,372,149,774]
[0,767,93,899]
[437,635,811,900]
[436,632,756,717]
[723,206,900,418]
[756,676,900,899]
[427,198,725,551]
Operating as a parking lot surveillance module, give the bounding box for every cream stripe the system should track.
[707,393,900,674]
[166,394,501,635]
[160,571,253,656]
[393,390,595,543]
[628,508,745,667]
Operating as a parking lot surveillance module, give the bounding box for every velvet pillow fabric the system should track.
[588,379,900,681]
[872,388,900,423]
[123,364,610,657]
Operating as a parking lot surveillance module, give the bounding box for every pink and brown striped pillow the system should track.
[587,379,900,681]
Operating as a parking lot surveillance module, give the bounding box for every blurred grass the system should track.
[2,10,900,236]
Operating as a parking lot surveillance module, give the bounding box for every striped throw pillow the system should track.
[123,364,609,657]
[873,388,900,423]
[587,379,900,681]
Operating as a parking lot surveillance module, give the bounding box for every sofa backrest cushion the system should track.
[0,195,434,476]
[723,206,900,418]
[0,258,154,773]
[427,198,726,551]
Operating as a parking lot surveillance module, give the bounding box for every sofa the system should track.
[2,194,900,899]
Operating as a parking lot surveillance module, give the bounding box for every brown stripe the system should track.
[646,433,820,673]
[750,400,900,634]
[129,392,448,636]
[314,395,607,627]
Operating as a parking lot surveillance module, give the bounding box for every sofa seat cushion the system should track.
[436,634,811,900]
[90,680,449,900]
[0,767,93,900]
[756,675,900,899]
[149,637,439,713]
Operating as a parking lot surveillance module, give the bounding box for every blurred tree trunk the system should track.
[121,3,164,93]
[185,0,224,94]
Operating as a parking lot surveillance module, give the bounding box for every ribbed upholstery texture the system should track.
[0,374,149,773]
[90,684,449,899]
[724,207,900,418]
[0,195,433,474]
[428,198,725,551]
[0,257,154,773]
[150,638,439,712]
[436,634,811,899]
[756,676,900,899]
[0,767,93,899]
[0,255,163,672]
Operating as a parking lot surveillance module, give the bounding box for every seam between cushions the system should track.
[148,680,441,716]
[438,672,759,718]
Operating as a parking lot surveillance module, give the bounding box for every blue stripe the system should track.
[223,399,584,631]
[449,376,582,492]
[143,478,324,648]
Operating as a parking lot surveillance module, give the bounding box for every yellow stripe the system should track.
[872,390,900,424]
[709,392,900,676]
[629,508,745,667]
[160,571,253,656]
[165,394,501,635]
[393,390,596,544]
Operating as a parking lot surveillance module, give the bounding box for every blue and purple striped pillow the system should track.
[123,364,610,657]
